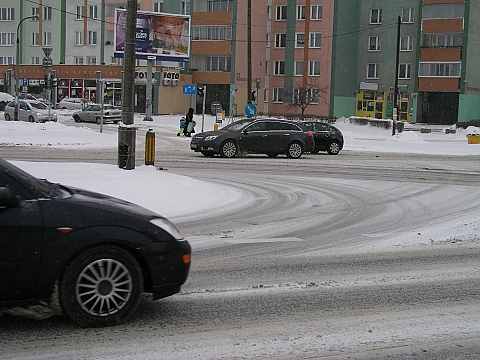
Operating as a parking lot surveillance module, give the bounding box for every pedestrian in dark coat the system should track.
[183,107,194,136]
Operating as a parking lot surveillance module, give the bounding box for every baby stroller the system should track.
[177,117,186,136]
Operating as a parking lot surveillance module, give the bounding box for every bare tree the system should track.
[284,78,328,120]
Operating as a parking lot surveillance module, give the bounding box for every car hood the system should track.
[40,184,164,232]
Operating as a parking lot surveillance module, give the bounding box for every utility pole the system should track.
[393,15,401,136]
[118,0,137,169]
[247,0,252,103]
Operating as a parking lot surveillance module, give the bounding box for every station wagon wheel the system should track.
[28,115,35,123]
[286,141,303,159]
[327,141,341,155]
[59,246,143,327]
[73,115,81,123]
[4,113,11,121]
[220,140,237,158]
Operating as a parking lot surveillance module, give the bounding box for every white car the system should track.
[4,100,57,123]
[73,104,122,124]
[58,97,93,110]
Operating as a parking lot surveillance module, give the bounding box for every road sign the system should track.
[42,47,53,58]
[211,101,222,114]
[183,84,196,95]
[245,103,257,118]
[22,78,29,87]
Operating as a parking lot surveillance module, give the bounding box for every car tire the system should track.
[59,246,143,327]
[327,141,341,155]
[220,140,237,158]
[73,115,81,123]
[286,141,303,159]
[28,116,35,123]
[4,113,11,121]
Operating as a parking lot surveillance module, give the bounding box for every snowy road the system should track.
[1,146,479,359]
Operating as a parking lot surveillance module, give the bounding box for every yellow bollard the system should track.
[214,123,219,131]
[145,129,155,165]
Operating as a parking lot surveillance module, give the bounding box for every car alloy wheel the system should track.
[73,115,81,123]
[286,141,303,159]
[328,141,341,155]
[60,246,143,327]
[220,140,237,158]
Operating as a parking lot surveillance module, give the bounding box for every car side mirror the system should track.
[0,187,20,208]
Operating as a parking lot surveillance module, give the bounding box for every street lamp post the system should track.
[15,15,38,121]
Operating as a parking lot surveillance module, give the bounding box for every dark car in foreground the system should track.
[73,104,122,124]
[0,158,190,327]
[190,118,314,158]
[302,121,344,155]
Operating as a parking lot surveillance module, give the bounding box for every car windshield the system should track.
[29,102,47,110]
[221,119,253,131]
[0,158,60,198]
[103,105,116,110]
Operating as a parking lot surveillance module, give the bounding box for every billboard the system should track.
[114,9,190,62]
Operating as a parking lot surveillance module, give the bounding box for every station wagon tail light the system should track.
[307,131,313,137]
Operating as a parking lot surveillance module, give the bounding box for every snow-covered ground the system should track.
[1,111,479,250]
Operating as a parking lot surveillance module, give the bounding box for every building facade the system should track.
[1,0,479,123]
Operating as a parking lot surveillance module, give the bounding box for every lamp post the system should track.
[15,15,38,121]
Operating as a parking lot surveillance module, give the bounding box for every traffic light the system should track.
[50,77,57,88]
[197,86,204,97]
[251,90,256,102]
[44,74,50,89]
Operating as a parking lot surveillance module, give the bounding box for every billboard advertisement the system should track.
[114,9,190,62]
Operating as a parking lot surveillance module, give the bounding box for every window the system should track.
[276,5,287,21]
[75,31,84,45]
[153,2,164,13]
[309,32,321,48]
[264,89,268,102]
[309,60,320,76]
[267,6,271,20]
[86,56,96,65]
[88,31,97,45]
[398,64,411,79]
[422,4,464,19]
[44,6,52,21]
[295,33,305,48]
[307,88,319,103]
[32,33,39,46]
[401,8,415,23]
[43,32,52,46]
[32,7,39,19]
[192,26,232,40]
[418,62,461,77]
[311,5,322,20]
[367,63,378,79]
[0,56,14,65]
[266,33,270,48]
[369,36,381,51]
[265,60,269,75]
[89,5,98,19]
[0,8,15,21]
[400,35,413,51]
[208,0,233,12]
[31,56,40,64]
[294,61,303,76]
[207,56,231,71]
[297,5,306,20]
[273,88,284,103]
[274,60,285,75]
[181,1,190,15]
[74,56,84,65]
[76,6,84,20]
[0,32,14,46]
[370,9,382,24]
[422,33,462,48]
[275,33,286,48]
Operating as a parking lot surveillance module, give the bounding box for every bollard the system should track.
[214,123,219,131]
[145,129,155,165]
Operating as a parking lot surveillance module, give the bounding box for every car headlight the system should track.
[205,135,218,141]
[36,112,42,116]
[150,218,184,240]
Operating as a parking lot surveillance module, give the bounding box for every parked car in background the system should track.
[190,118,314,159]
[0,158,191,327]
[302,121,344,155]
[0,92,14,111]
[58,97,92,110]
[72,104,122,124]
[18,93,38,101]
[3,100,57,123]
